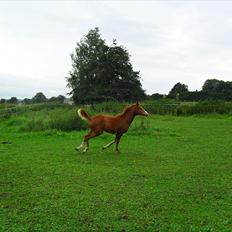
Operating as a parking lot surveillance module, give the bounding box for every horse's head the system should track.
[134,102,149,116]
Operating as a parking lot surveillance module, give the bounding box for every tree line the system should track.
[0,92,67,105]
[2,78,231,105]
[152,79,232,101]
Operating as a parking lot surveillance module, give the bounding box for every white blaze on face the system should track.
[141,106,149,116]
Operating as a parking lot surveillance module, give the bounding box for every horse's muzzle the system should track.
[143,111,149,116]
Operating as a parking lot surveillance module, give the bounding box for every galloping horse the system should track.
[76,102,149,153]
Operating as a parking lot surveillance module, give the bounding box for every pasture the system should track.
[1,113,232,231]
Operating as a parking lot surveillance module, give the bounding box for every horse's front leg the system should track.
[115,132,123,152]
[102,140,115,150]
[102,132,123,151]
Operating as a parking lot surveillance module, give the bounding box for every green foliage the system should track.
[147,93,165,100]
[176,79,232,101]
[22,98,31,104]
[90,101,126,114]
[32,92,47,103]
[168,82,188,99]
[0,105,87,132]
[49,108,87,131]
[0,98,6,104]
[176,101,232,115]
[143,100,232,115]
[201,79,232,101]
[7,97,18,104]
[48,95,65,103]
[22,113,50,132]
[67,27,145,104]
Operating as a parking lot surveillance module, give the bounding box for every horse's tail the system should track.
[78,109,91,121]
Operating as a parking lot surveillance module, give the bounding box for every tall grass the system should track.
[49,108,87,131]
[3,107,87,132]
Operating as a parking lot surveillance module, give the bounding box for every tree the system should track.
[202,79,232,100]
[149,93,164,100]
[7,97,18,104]
[202,79,223,93]
[0,99,6,104]
[168,82,188,99]
[179,90,204,101]
[22,98,31,104]
[48,95,65,103]
[32,92,47,103]
[56,95,65,103]
[66,27,145,104]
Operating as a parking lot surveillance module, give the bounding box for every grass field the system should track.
[1,115,232,231]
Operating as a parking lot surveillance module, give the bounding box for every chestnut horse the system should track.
[76,102,149,153]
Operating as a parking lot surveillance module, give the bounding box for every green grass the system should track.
[1,115,232,231]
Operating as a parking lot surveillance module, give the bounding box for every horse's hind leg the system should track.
[75,131,95,151]
[83,130,101,153]
[75,142,84,151]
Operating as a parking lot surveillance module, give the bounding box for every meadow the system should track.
[1,103,232,231]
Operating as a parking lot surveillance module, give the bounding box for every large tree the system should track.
[67,28,145,104]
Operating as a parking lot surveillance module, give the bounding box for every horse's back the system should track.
[90,114,123,134]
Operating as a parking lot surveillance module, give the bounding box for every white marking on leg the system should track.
[83,146,88,153]
[82,142,88,153]
[103,140,115,149]
[76,142,84,150]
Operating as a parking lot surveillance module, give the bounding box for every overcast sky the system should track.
[1,1,232,99]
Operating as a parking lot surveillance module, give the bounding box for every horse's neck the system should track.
[121,108,135,125]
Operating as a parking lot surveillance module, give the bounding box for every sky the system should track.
[1,1,232,99]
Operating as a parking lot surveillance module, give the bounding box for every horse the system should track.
[76,102,149,153]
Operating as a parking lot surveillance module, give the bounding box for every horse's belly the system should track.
[103,118,118,134]
[104,127,116,134]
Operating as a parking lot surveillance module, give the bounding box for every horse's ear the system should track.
[136,101,139,106]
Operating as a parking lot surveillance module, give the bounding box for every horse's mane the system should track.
[117,104,135,117]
